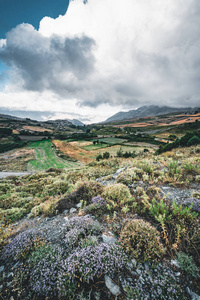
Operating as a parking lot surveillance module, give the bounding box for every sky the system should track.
[0,0,200,123]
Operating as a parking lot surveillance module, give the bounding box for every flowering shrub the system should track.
[59,243,128,286]
[65,216,102,235]
[1,229,45,261]
[125,274,184,299]
[64,216,102,249]
[119,219,165,262]
[91,196,105,205]
[28,244,76,298]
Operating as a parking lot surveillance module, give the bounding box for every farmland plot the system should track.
[27,140,79,171]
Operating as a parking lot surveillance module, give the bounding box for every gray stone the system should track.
[170,259,180,268]
[102,234,117,244]
[76,202,82,208]
[13,261,20,270]
[105,275,121,296]
[0,266,4,273]
[7,272,13,279]
[175,272,181,277]
[136,269,142,275]
[113,168,125,179]
[131,258,137,267]
[144,262,150,271]
[186,287,200,300]
[0,285,2,292]
[69,208,77,214]
[64,216,69,222]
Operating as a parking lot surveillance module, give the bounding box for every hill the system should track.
[105,105,198,123]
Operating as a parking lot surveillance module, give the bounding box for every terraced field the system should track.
[27,140,79,171]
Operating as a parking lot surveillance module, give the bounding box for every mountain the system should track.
[70,119,84,126]
[104,105,197,123]
[49,119,84,126]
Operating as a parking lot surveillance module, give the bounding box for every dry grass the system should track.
[0,148,35,171]
[53,140,94,163]
[23,126,53,133]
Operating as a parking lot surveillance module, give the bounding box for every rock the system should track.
[7,272,13,279]
[0,266,4,273]
[76,202,82,208]
[175,272,181,277]
[170,259,180,268]
[186,287,200,300]
[105,275,121,296]
[127,259,137,271]
[131,258,137,267]
[113,168,125,179]
[69,208,77,214]
[0,285,2,292]
[102,234,117,244]
[136,269,142,275]
[13,261,20,270]
[144,262,150,271]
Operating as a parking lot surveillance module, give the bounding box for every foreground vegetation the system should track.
[0,143,200,299]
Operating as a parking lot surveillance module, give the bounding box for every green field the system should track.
[94,145,143,157]
[82,143,109,151]
[27,140,79,171]
[97,137,127,144]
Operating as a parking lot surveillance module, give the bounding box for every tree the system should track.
[103,152,110,159]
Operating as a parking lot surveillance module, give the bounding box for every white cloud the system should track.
[0,0,200,122]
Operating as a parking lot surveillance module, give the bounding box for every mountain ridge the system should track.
[104,105,199,123]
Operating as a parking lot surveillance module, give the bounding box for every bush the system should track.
[116,170,138,185]
[63,216,102,249]
[61,243,128,284]
[187,136,200,146]
[125,274,184,300]
[56,180,104,212]
[29,244,76,298]
[176,252,199,278]
[0,207,26,223]
[119,219,165,262]
[1,229,45,261]
[102,183,134,210]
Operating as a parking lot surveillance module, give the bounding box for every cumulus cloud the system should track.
[0,23,95,95]
[0,0,200,120]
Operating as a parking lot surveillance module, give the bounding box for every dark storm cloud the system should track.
[0,24,95,94]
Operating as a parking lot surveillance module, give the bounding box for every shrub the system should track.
[102,183,134,210]
[103,151,110,159]
[119,219,165,262]
[116,170,138,185]
[0,218,10,254]
[125,274,185,300]
[0,207,26,223]
[56,180,104,212]
[1,229,45,261]
[63,216,102,249]
[187,136,200,146]
[176,252,199,278]
[91,196,105,205]
[29,244,76,298]
[61,243,128,284]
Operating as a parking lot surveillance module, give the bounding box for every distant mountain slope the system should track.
[105,105,197,123]
[0,112,84,127]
